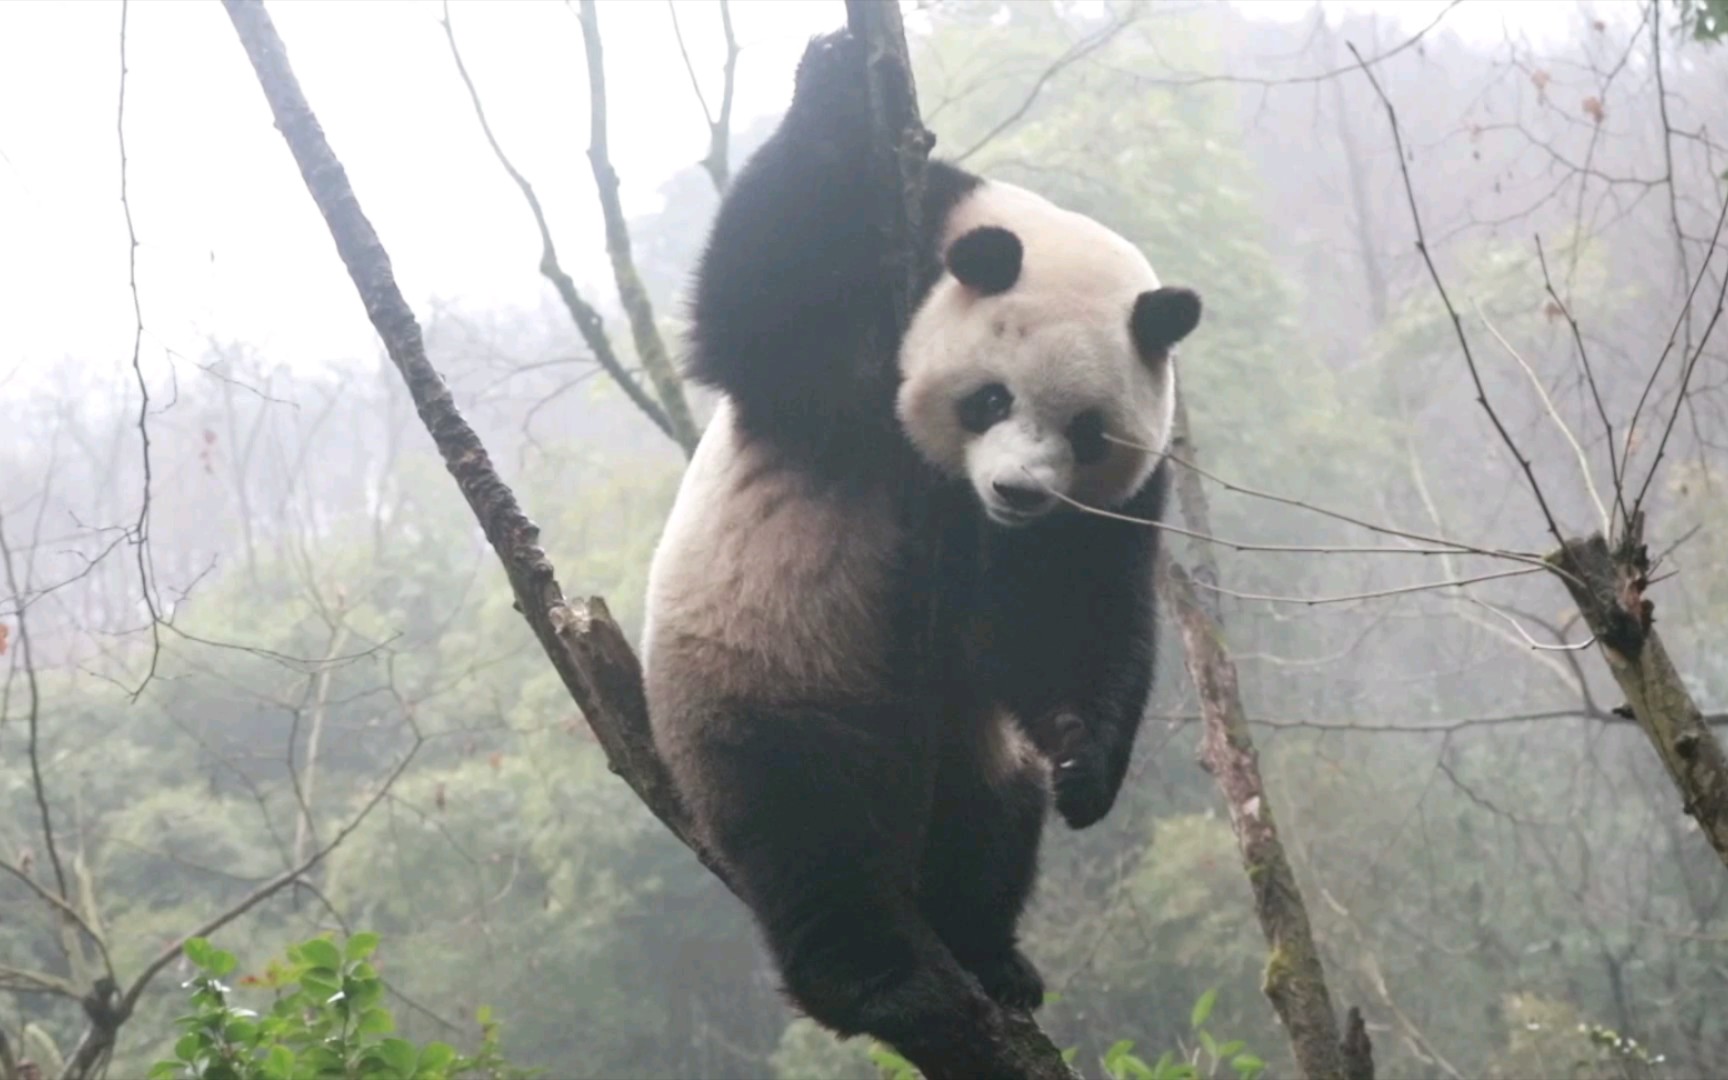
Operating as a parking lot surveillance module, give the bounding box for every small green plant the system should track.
[1099,989,1265,1080]
[149,932,536,1080]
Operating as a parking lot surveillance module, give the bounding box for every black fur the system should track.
[946,226,1023,295]
[686,31,980,461]
[965,463,1170,830]
[668,26,1173,1070]
[676,30,1043,1071]
[1130,286,1203,357]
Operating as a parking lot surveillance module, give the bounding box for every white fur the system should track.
[642,399,902,747]
[896,180,1178,523]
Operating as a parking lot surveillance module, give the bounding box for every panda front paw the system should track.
[1042,712,1116,830]
[791,29,869,129]
[969,947,1046,1012]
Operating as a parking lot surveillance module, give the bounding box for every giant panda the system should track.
[641,28,1201,1075]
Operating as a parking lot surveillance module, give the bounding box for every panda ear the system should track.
[1130,287,1202,359]
[946,226,1022,295]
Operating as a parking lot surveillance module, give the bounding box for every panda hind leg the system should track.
[917,731,1050,1012]
[686,702,1011,1073]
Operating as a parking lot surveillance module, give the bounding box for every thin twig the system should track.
[1195,565,1543,607]
[1104,435,1563,576]
[118,0,164,699]
[667,0,738,193]
[438,1,682,450]
[1535,237,1623,532]
[0,509,68,904]
[1470,299,1609,532]
[1349,40,1571,555]
[953,7,1137,164]
[1629,194,1728,523]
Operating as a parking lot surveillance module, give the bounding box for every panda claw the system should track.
[970,948,1046,1012]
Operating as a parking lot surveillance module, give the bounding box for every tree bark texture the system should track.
[1163,402,1369,1080]
[1550,526,1728,870]
[220,0,714,878]
[226,0,1075,1073]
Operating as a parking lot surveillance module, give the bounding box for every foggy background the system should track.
[3,0,1725,1077]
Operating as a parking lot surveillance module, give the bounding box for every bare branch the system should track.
[117,0,164,698]
[1162,403,1365,1080]
[1349,40,1571,555]
[1535,237,1624,530]
[1195,565,1545,608]
[1471,299,1609,531]
[952,6,1137,164]
[1105,434,1563,575]
[223,0,721,885]
[667,0,739,193]
[1628,194,1728,522]
[438,1,687,452]
[573,0,701,452]
[0,508,68,906]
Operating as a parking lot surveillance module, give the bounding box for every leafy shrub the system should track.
[150,932,536,1080]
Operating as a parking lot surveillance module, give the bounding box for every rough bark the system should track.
[220,0,715,876]
[1162,403,1370,1080]
[226,0,1075,1074]
[1549,521,1728,870]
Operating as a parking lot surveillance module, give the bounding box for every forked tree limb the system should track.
[1163,402,1372,1080]
[224,0,1074,1074]
[1548,522,1728,870]
[220,0,715,879]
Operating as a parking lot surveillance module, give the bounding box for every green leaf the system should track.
[208,949,238,978]
[357,1006,396,1036]
[475,1004,494,1026]
[1233,1052,1267,1080]
[148,1062,181,1080]
[183,937,215,971]
[300,971,341,1000]
[379,1038,419,1075]
[300,937,343,971]
[1191,987,1219,1030]
[417,1043,457,1072]
[345,931,381,963]
[261,1045,296,1080]
[174,1031,202,1064]
[1199,1029,1218,1060]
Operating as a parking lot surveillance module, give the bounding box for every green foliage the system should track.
[1097,990,1265,1080]
[149,933,535,1080]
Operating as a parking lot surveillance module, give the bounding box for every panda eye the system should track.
[1067,410,1109,465]
[956,382,1013,434]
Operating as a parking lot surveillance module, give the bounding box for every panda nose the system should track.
[993,481,1052,512]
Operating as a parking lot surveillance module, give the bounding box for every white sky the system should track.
[0,0,1560,405]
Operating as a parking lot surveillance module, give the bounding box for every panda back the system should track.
[643,401,905,738]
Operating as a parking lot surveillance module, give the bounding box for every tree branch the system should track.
[223,0,718,880]
[667,0,738,193]
[1162,402,1368,1080]
[573,0,700,453]
[1548,527,1728,871]
[438,1,689,454]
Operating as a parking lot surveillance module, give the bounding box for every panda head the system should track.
[896,182,1202,528]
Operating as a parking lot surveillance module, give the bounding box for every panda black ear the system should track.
[1130,287,1202,358]
[947,226,1022,295]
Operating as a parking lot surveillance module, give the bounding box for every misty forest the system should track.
[5,0,1728,1077]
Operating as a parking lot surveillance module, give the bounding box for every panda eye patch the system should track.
[956,382,1013,433]
[1067,410,1108,465]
